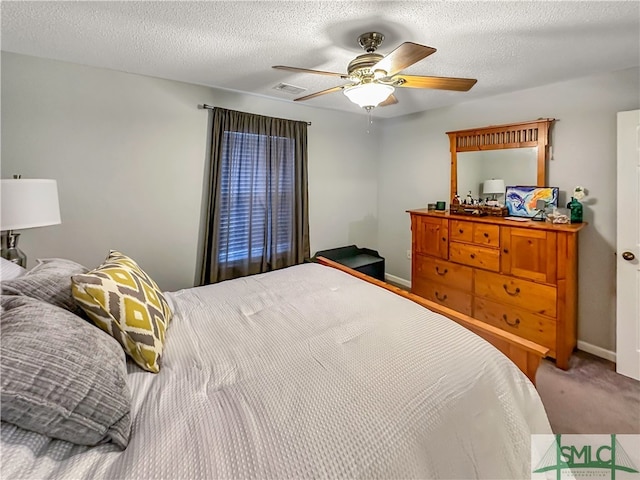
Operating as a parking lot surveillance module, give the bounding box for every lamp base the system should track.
[1,231,27,268]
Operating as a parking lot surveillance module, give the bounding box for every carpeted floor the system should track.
[536,350,640,433]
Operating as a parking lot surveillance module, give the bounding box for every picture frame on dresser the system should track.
[505,185,559,218]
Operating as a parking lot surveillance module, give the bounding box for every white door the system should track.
[616,109,640,380]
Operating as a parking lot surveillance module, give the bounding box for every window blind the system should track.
[217,131,295,264]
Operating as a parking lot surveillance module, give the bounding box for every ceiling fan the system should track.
[273,32,477,110]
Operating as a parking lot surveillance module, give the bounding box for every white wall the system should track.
[377,67,640,353]
[1,52,379,291]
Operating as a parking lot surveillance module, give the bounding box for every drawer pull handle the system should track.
[435,266,448,276]
[435,291,448,301]
[503,248,509,254]
[459,229,464,234]
[483,232,489,238]
[503,284,521,296]
[470,253,476,259]
[502,314,521,328]
[442,237,447,242]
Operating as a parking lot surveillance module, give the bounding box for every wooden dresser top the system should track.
[407,208,587,233]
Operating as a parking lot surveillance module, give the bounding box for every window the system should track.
[201,107,309,284]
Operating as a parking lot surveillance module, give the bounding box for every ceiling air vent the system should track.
[273,83,306,95]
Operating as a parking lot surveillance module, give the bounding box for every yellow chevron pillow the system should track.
[71,251,173,373]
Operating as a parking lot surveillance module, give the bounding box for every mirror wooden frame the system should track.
[446,118,555,202]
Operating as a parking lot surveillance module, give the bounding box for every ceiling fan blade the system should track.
[294,85,347,102]
[378,94,399,107]
[272,65,347,78]
[394,75,477,91]
[373,42,436,77]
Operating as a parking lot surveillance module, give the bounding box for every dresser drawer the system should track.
[450,221,500,248]
[414,255,473,292]
[412,278,473,316]
[475,269,557,317]
[474,297,556,353]
[450,220,474,243]
[473,224,500,247]
[450,242,500,272]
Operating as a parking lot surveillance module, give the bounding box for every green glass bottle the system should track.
[567,197,583,223]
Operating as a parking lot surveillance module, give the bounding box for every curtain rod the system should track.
[200,104,311,125]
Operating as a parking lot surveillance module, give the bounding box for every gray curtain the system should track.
[200,108,309,284]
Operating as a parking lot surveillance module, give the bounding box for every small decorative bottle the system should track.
[465,191,473,205]
[567,197,583,223]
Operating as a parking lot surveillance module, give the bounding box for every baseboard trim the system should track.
[577,341,616,363]
[385,274,411,289]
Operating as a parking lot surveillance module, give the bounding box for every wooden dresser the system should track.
[408,209,585,369]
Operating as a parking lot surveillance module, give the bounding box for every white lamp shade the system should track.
[343,83,394,108]
[483,179,506,195]
[1,179,61,230]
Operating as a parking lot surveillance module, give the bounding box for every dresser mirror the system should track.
[457,148,538,200]
[447,119,555,204]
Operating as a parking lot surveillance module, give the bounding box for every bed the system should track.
[1,256,551,479]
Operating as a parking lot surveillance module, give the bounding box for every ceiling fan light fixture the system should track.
[343,83,394,108]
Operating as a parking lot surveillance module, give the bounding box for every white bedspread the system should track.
[1,263,551,479]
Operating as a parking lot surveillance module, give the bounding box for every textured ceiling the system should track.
[2,1,639,118]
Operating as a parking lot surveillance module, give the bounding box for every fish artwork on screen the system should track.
[505,186,559,218]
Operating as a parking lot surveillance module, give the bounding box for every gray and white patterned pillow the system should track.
[1,258,88,314]
[0,295,132,449]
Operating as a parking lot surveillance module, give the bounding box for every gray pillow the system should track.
[0,295,132,449]
[1,258,88,314]
[0,257,27,281]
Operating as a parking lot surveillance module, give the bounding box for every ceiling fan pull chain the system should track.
[366,106,373,134]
